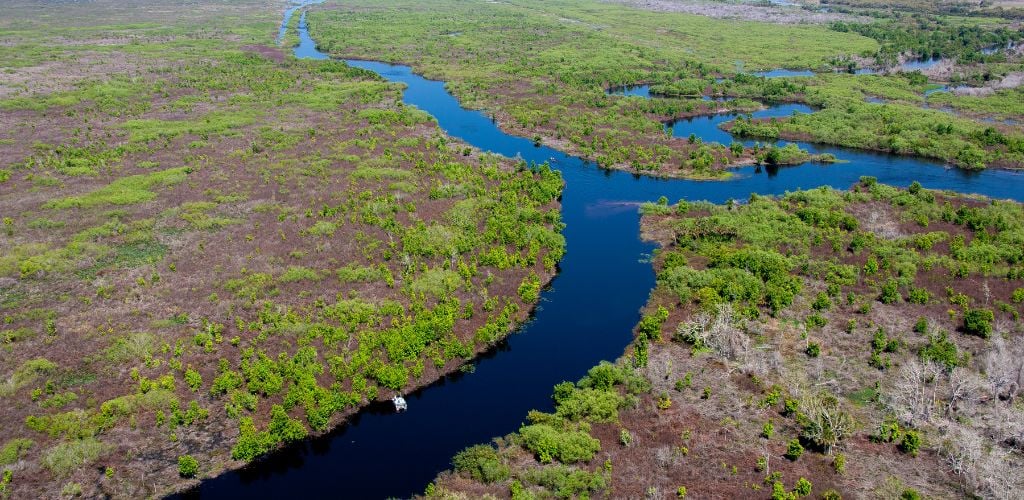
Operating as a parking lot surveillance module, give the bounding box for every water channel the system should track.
[182,6,1024,499]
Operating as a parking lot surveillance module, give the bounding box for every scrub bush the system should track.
[518,424,600,464]
[962,308,994,338]
[899,430,921,457]
[785,439,804,461]
[452,445,509,483]
[178,455,199,477]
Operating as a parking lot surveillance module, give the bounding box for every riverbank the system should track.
[429,181,1024,498]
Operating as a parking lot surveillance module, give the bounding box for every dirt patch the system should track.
[953,71,1024,96]
[600,0,867,24]
[243,44,287,63]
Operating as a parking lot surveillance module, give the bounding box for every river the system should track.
[180,5,1024,499]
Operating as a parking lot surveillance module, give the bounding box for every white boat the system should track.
[392,395,408,412]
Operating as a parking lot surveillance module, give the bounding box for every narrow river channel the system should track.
[181,5,1024,499]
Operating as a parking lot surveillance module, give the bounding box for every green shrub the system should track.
[864,255,879,274]
[899,430,921,457]
[637,306,669,341]
[962,308,994,338]
[241,351,283,396]
[184,368,202,392]
[517,273,542,303]
[811,292,832,311]
[518,424,600,464]
[452,445,509,483]
[278,266,320,283]
[872,329,900,354]
[619,429,633,446]
[231,417,275,461]
[336,264,383,283]
[520,464,607,498]
[761,387,782,408]
[554,387,625,423]
[178,454,199,477]
[879,279,901,304]
[0,438,33,465]
[1012,288,1024,304]
[373,362,408,390]
[578,362,626,391]
[210,367,243,396]
[920,332,968,370]
[783,398,799,416]
[771,481,787,500]
[873,421,902,443]
[632,337,649,368]
[901,489,921,500]
[832,453,845,474]
[805,342,821,358]
[0,470,11,496]
[269,404,307,444]
[794,477,812,497]
[907,287,931,304]
[805,314,827,329]
[785,439,804,461]
[913,317,928,334]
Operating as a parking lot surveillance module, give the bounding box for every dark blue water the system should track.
[668,101,813,146]
[183,9,1024,500]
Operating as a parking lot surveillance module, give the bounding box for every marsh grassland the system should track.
[2,0,1024,498]
[0,1,563,497]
